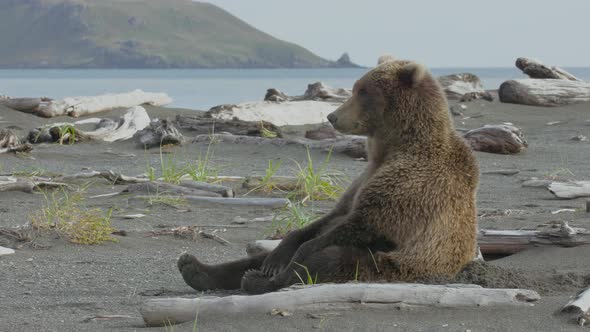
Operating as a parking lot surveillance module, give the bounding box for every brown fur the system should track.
[178,60,479,294]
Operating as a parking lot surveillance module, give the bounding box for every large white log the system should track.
[548,181,590,199]
[140,283,540,327]
[499,79,590,107]
[36,90,171,118]
[207,101,339,126]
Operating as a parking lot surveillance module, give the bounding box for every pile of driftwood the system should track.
[499,57,590,106]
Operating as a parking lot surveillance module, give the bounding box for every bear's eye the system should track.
[358,87,368,96]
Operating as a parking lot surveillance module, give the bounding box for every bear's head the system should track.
[327,60,450,143]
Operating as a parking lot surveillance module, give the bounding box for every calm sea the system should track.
[1,68,590,110]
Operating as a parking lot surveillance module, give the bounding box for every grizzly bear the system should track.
[178,60,479,294]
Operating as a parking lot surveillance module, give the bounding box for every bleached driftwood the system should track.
[207,101,339,126]
[136,118,183,148]
[515,58,580,81]
[499,79,590,107]
[243,176,300,192]
[124,182,221,198]
[0,176,69,193]
[35,90,171,118]
[176,115,282,138]
[478,221,590,255]
[84,106,150,142]
[0,128,33,154]
[438,73,486,100]
[0,97,49,113]
[140,283,540,326]
[562,287,590,315]
[548,181,590,199]
[130,196,290,209]
[301,82,352,102]
[0,246,15,256]
[28,106,150,144]
[178,180,234,198]
[57,170,148,185]
[463,124,527,154]
[247,222,590,256]
[192,133,367,159]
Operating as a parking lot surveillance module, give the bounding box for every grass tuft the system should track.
[269,203,316,238]
[30,190,115,245]
[293,262,318,285]
[291,149,345,202]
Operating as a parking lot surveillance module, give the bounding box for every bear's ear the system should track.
[398,62,427,88]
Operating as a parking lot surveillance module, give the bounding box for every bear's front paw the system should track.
[241,270,278,295]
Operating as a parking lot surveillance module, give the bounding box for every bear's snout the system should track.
[327,113,337,125]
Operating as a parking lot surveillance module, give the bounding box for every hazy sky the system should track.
[203,0,589,68]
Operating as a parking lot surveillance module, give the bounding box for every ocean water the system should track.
[1,68,590,110]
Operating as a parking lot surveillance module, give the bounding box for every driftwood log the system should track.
[178,180,234,198]
[35,90,171,118]
[57,170,148,185]
[124,182,221,198]
[0,128,33,154]
[463,124,527,154]
[548,181,590,199]
[515,58,580,81]
[136,119,184,148]
[0,176,69,193]
[29,106,150,144]
[248,222,589,256]
[175,115,282,138]
[129,196,290,209]
[438,73,486,100]
[499,79,590,107]
[140,283,540,327]
[477,222,590,255]
[0,97,50,113]
[192,133,367,159]
[562,287,590,327]
[207,101,338,127]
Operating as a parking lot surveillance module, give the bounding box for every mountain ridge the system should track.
[0,0,360,68]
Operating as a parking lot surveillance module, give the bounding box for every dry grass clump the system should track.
[30,191,115,245]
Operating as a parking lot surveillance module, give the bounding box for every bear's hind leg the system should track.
[241,246,375,294]
[178,252,268,291]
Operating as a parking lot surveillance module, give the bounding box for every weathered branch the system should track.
[124,181,222,198]
[140,283,540,327]
[130,196,290,209]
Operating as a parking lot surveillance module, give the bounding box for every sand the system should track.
[1,97,590,331]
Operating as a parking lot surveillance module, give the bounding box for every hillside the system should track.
[0,0,358,68]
